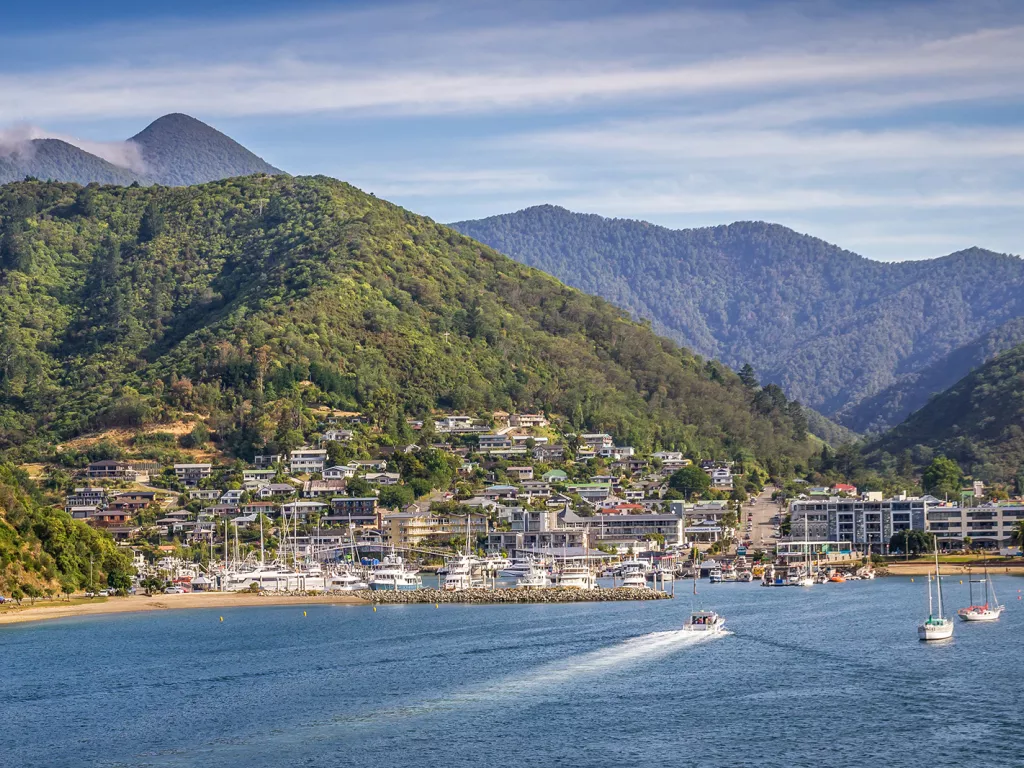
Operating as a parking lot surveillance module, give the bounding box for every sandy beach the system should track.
[0,592,368,627]
[882,560,1024,577]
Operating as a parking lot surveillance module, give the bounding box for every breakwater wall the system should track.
[360,587,672,604]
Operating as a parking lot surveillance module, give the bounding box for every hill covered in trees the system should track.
[129,113,282,186]
[0,176,817,476]
[0,139,152,186]
[451,205,1024,428]
[0,464,133,596]
[840,317,1024,433]
[868,344,1024,484]
[0,114,282,187]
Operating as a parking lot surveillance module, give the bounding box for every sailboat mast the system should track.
[934,546,944,617]
[927,573,933,617]
[260,513,265,566]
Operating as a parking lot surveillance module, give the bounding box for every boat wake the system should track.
[365,628,728,721]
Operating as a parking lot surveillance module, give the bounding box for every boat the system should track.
[682,609,725,633]
[621,567,649,589]
[369,553,422,591]
[828,572,846,583]
[442,556,485,591]
[682,555,724,633]
[555,563,596,589]
[327,570,369,591]
[957,563,1004,622]
[500,557,539,579]
[516,563,552,588]
[795,515,815,586]
[918,547,954,641]
[708,565,724,583]
[737,570,754,582]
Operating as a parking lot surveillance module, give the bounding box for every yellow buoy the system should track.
[436,603,439,609]
[303,611,307,617]
[910,578,914,582]
[219,616,223,622]
[373,605,377,612]
[960,580,963,584]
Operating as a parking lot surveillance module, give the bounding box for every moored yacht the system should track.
[919,547,953,641]
[555,564,596,589]
[957,564,1004,622]
[369,553,422,591]
[621,567,649,589]
[516,563,552,588]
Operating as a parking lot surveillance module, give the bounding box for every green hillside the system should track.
[0,464,133,595]
[0,176,815,475]
[868,344,1024,483]
[450,205,1024,425]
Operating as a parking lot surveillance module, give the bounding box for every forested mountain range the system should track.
[451,205,1024,430]
[869,344,1024,483]
[841,317,1024,433]
[0,176,817,477]
[0,114,281,187]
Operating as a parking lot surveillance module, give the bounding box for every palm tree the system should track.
[1013,520,1024,552]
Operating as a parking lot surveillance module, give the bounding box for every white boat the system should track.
[442,555,485,591]
[621,567,649,589]
[369,554,422,591]
[918,547,954,641]
[708,565,723,583]
[957,563,1004,622]
[516,563,552,588]
[682,609,725,634]
[328,570,369,592]
[795,516,815,586]
[500,557,538,579]
[555,564,596,589]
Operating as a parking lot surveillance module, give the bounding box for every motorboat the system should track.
[516,564,552,588]
[555,565,596,590]
[369,554,422,591]
[327,570,369,592]
[621,567,649,589]
[442,555,485,591]
[682,609,725,634]
[708,565,724,583]
[500,557,539,579]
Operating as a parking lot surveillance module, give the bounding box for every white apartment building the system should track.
[927,502,1024,549]
[789,495,931,553]
[289,447,328,475]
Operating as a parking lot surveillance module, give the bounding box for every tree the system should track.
[668,465,711,500]
[138,199,166,241]
[10,587,23,605]
[107,568,133,593]
[889,529,935,555]
[738,363,758,389]
[60,578,76,601]
[1012,520,1024,550]
[922,456,963,500]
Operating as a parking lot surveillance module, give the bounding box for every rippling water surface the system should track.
[2,576,1022,768]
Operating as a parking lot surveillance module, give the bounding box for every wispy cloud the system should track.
[1,0,1023,259]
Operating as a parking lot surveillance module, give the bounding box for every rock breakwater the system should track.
[360,587,671,604]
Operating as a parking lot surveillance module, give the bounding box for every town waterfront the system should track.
[2,577,1021,768]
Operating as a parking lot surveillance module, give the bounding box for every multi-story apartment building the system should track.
[174,463,213,486]
[788,494,930,553]
[289,447,328,475]
[927,502,1024,549]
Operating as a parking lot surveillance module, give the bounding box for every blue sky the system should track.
[2,0,1023,260]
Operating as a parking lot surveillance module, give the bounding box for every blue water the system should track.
[2,577,1022,768]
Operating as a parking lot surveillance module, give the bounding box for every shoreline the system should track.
[881,561,1024,577]
[0,592,368,627]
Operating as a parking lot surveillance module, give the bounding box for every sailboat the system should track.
[683,553,724,633]
[795,516,814,587]
[957,563,1004,622]
[918,546,954,641]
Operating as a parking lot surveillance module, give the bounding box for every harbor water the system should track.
[2,576,1022,768]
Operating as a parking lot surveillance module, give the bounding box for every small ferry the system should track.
[683,609,725,634]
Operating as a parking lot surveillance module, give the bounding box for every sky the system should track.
[2,0,1023,260]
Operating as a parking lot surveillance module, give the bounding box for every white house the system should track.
[290,447,328,475]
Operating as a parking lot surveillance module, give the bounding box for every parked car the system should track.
[164,586,186,594]
[98,589,111,597]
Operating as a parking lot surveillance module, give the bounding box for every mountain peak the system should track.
[130,114,282,186]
